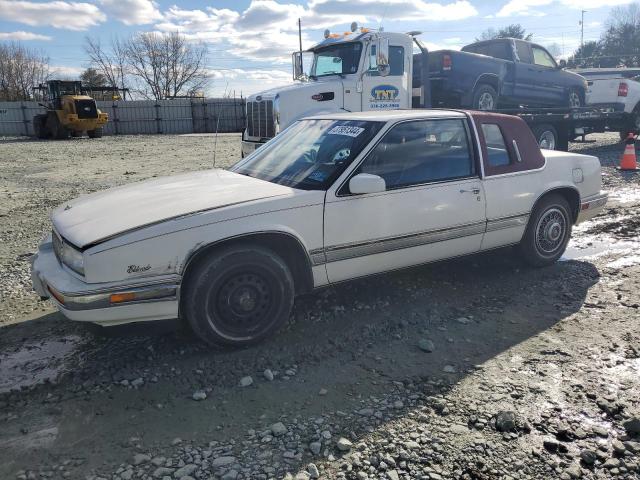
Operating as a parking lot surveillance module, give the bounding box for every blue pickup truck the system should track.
[427,38,588,111]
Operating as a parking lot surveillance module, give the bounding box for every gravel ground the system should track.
[0,133,639,480]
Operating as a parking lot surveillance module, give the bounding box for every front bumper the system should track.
[577,191,608,224]
[31,238,179,326]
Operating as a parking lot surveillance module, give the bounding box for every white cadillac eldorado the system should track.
[31,110,607,346]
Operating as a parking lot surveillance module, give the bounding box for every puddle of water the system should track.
[0,335,82,394]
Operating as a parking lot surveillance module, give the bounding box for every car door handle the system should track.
[460,188,481,194]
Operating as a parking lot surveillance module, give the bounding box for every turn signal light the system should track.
[618,82,629,97]
[110,292,137,304]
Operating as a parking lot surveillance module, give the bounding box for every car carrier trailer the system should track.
[241,25,635,155]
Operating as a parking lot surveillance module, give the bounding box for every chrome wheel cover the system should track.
[535,207,567,255]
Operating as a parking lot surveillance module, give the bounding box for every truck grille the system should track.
[247,100,275,139]
[74,99,98,119]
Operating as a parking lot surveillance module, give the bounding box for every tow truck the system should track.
[241,24,634,155]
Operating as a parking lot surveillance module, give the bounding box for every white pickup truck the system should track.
[32,110,606,346]
[579,68,640,138]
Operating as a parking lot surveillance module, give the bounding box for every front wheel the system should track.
[87,128,103,138]
[472,84,498,111]
[519,194,572,267]
[181,246,294,347]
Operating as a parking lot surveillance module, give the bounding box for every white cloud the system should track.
[0,30,52,41]
[155,0,477,63]
[497,0,633,18]
[100,0,162,25]
[50,65,84,77]
[0,0,106,30]
[207,68,292,96]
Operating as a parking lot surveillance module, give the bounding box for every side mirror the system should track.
[376,37,389,68]
[558,59,567,69]
[292,52,303,80]
[349,173,386,194]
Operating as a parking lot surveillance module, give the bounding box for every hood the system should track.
[248,79,344,129]
[52,169,295,248]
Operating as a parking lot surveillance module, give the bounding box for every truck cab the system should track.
[241,27,429,156]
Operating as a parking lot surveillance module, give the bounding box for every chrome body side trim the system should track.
[485,213,530,232]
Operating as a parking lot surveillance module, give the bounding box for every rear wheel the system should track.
[532,124,558,150]
[567,89,582,108]
[87,128,103,138]
[472,84,498,111]
[519,194,572,267]
[33,115,48,139]
[181,245,294,347]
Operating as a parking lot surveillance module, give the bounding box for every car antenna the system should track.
[213,81,229,169]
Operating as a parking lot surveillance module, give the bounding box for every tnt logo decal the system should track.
[370,85,400,109]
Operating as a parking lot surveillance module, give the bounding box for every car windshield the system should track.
[231,119,383,190]
[310,42,362,77]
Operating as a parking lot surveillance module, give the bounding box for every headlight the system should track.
[53,230,84,275]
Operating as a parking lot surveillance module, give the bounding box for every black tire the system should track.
[472,84,498,111]
[87,128,103,138]
[181,245,294,347]
[532,124,558,150]
[33,115,48,139]
[48,114,70,140]
[567,88,583,108]
[519,194,573,267]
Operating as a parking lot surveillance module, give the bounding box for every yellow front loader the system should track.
[33,80,109,139]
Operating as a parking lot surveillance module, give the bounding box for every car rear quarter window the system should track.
[515,41,532,63]
[481,124,511,167]
[351,119,475,191]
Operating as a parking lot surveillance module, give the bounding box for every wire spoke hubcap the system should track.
[535,208,567,254]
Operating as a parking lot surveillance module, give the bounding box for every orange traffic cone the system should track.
[619,133,639,171]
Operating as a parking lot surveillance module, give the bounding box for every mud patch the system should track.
[0,335,83,393]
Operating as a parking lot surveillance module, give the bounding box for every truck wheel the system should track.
[519,194,572,267]
[567,89,582,108]
[48,115,70,140]
[472,84,498,111]
[532,124,558,150]
[181,245,294,347]
[87,128,103,138]
[33,115,48,139]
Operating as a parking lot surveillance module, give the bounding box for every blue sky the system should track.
[0,0,633,96]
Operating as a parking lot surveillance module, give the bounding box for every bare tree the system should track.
[84,37,129,95]
[123,32,209,100]
[0,42,49,101]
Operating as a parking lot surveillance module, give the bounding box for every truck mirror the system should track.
[377,64,391,77]
[292,52,304,80]
[376,37,390,68]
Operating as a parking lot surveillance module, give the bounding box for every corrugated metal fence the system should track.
[0,98,246,137]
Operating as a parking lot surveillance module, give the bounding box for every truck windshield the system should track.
[231,119,383,190]
[310,43,362,77]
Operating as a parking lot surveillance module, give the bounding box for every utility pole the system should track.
[580,10,586,50]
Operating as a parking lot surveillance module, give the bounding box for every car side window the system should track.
[352,119,475,191]
[368,46,405,76]
[515,41,532,63]
[532,46,556,68]
[481,124,511,167]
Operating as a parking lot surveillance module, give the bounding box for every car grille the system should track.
[246,100,275,139]
[52,230,64,262]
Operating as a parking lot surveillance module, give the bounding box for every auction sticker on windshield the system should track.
[328,126,365,137]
